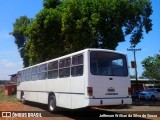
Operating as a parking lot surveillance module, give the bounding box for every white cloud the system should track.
[0,59,22,68]
[0,59,16,68]
[0,51,16,59]
[0,59,22,80]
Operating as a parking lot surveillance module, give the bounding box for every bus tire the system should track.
[48,95,57,112]
[21,92,26,104]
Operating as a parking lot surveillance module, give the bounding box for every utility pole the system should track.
[127,48,141,91]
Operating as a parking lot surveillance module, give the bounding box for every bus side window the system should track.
[59,57,71,78]
[39,64,47,80]
[48,61,58,79]
[25,68,31,81]
[17,71,22,83]
[21,70,26,82]
[71,54,83,76]
[32,66,39,80]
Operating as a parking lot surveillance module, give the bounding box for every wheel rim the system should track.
[49,99,55,111]
[21,94,25,103]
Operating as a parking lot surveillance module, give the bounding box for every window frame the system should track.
[31,66,39,81]
[48,61,58,79]
[59,57,71,78]
[71,54,84,77]
[90,51,128,77]
[38,63,47,80]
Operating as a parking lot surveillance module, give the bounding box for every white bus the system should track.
[17,48,132,112]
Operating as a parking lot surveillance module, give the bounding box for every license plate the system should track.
[108,88,115,92]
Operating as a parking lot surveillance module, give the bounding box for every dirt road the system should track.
[0,96,160,120]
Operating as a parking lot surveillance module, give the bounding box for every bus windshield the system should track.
[90,51,128,76]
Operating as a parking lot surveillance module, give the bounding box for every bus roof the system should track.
[19,48,126,71]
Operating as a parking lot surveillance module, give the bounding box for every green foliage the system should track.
[43,0,60,9]
[0,92,16,101]
[25,8,63,65]
[11,0,153,66]
[10,16,31,67]
[141,54,160,80]
[130,75,136,79]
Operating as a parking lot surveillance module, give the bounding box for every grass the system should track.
[0,92,17,101]
[0,92,6,100]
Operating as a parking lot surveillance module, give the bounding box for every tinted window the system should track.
[48,70,58,79]
[32,66,39,80]
[17,71,22,83]
[48,61,58,70]
[38,64,47,80]
[90,51,128,76]
[48,61,58,79]
[21,70,25,82]
[26,68,31,75]
[32,66,39,74]
[38,72,47,80]
[59,58,71,78]
[71,54,83,76]
[25,68,31,81]
[59,57,71,68]
[32,74,38,80]
[72,55,83,65]
[39,64,47,72]
[59,68,70,77]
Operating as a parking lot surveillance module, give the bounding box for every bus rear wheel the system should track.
[21,92,26,104]
[48,95,57,112]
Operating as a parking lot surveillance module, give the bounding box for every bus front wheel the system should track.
[48,95,57,112]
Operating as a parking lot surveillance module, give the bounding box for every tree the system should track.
[139,76,146,79]
[141,54,160,80]
[43,0,60,9]
[130,75,136,79]
[10,16,31,67]
[11,0,153,66]
[25,8,63,65]
[61,0,152,51]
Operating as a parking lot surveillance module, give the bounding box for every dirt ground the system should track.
[0,96,160,120]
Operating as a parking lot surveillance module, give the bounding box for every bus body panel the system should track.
[70,76,85,94]
[88,75,130,98]
[70,76,85,109]
[35,80,47,92]
[58,77,72,108]
[37,92,48,104]
[25,91,37,102]
[30,81,36,91]
[88,97,132,106]
[46,79,58,92]
[71,94,87,109]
